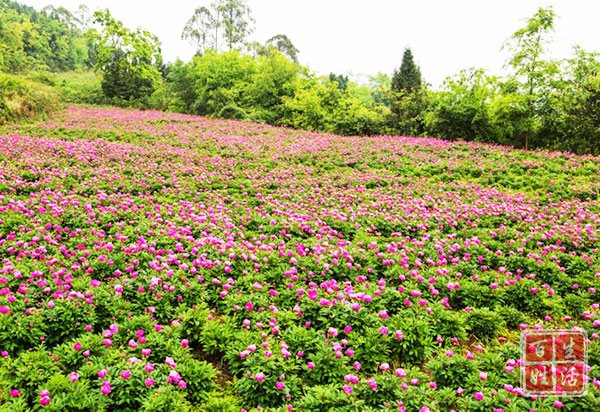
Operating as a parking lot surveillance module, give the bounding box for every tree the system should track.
[0,0,90,72]
[181,7,214,55]
[182,1,254,53]
[329,73,349,92]
[550,48,600,154]
[392,48,422,93]
[74,5,92,31]
[244,52,301,124]
[389,48,426,136]
[424,69,497,142]
[368,73,391,106]
[503,6,556,149]
[217,0,254,51]
[92,9,162,105]
[265,34,299,62]
[187,50,257,117]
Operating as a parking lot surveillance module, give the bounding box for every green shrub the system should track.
[295,384,363,412]
[428,355,476,389]
[466,308,505,341]
[178,358,218,404]
[55,71,107,105]
[496,305,527,329]
[196,391,241,412]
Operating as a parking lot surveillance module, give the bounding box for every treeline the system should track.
[1,0,599,155]
[0,0,92,72]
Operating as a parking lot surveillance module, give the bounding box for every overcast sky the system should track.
[22,0,600,88]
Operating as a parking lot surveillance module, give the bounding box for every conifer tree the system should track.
[392,48,422,92]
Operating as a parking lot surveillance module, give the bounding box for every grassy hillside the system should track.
[0,72,61,124]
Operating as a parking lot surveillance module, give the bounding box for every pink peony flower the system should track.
[101,381,111,394]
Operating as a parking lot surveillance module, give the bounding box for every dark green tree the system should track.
[329,73,349,92]
[392,48,422,93]
[389,48,426,136]
[550,48,600,154]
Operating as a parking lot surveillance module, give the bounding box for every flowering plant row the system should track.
[0,106,599,411]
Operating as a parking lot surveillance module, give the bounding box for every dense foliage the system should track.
[1,1,599,155]
[0,106,599,410]
[90,10,163,107]
[0,0,90,73]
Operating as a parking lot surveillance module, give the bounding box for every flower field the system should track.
[0,106,599,411]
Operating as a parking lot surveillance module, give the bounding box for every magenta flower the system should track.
[368,378,377,390]
[254,372,266,381]
[101,381,111,394]
[165,357,177,368]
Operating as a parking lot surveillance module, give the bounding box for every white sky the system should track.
[21,0,600,88]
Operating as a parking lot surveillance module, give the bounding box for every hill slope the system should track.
[0,106,599,410]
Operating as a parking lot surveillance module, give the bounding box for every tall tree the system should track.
[181,6,214,55]
[74,4,92,31]
[503,6,556,149]
[182,1,253,53]
[216,0,254,51]
[392,48,422,93]
[389,48,426,136]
